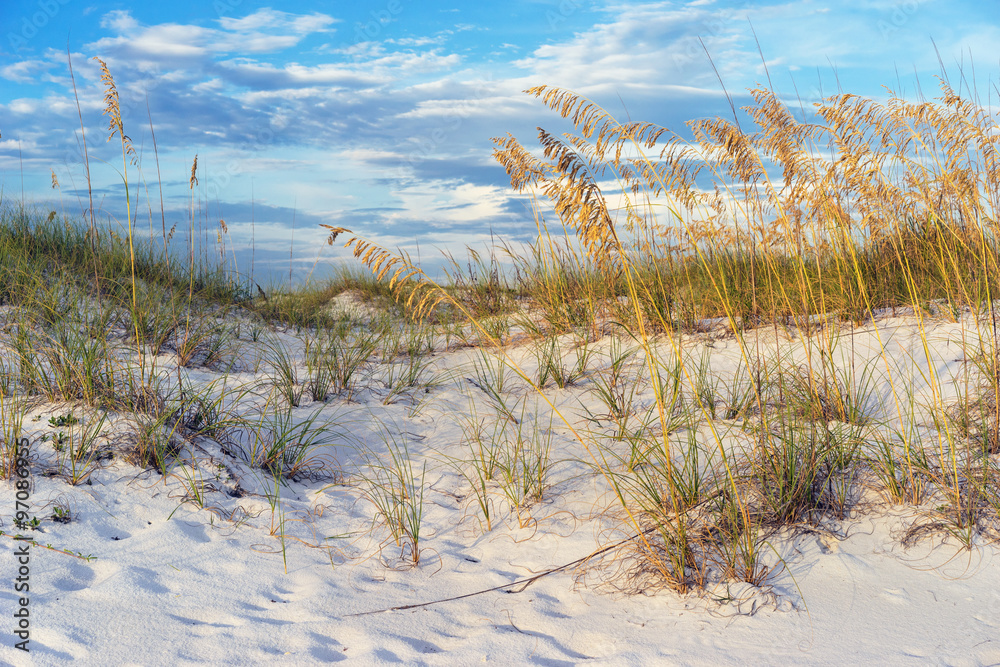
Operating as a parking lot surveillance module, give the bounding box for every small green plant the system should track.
[783,351,879,426]
[446,391,556,533]
[176,315,234,369]
[168,376,255,441]
[305,330,380,401]
[689,346,723,419]
[719,357,769,421]
[122,411,179,475]
[51,499,72,524]
[744,418,861,525]
[243,404,337,480]
[263,334,304,407]
[59,411,111,485]
[15,516,40,531]
[49,412,80,428]
[532,334,591,389]
[330,330,379,399]
[304,333,337,402]
[355,425,426,565]
[170,453,211,512]
[468,348,520,423]
[49,431,68,451]
[378,328,437,405]
[585,336,656,454]
[449,414,504,532]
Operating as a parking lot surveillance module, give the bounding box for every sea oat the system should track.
[93,57,136,165]
[189,154,199,189]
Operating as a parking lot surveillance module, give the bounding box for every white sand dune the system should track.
[3,309,1000,665]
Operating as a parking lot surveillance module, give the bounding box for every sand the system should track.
[2,307,1000,665]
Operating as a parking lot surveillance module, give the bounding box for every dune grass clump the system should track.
[356,424,426,565]
[321,74,1000,593]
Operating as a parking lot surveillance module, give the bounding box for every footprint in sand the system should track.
[172,519,212,543]
[881,588,911,604]
[51,561,96,593]
[124,565,171,595]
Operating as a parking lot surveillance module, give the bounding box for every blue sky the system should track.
[1,0,998,285]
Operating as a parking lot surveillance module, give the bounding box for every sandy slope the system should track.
[2,310,1000,665]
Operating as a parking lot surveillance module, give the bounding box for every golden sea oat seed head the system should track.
[93,57,137,164]
[189,155,199,189]
[51,170,59,189]
[319,224,351,245]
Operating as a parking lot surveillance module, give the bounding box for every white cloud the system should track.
[89,8,337,62]
[226,9,337,34]
[8,99,39,114]
[191,78,224,93]
[395,93,530,120]
[386,36,444,47]
[100,9,139,32]
[512,2,731,90]
[0,138,32,150]
[1,60,46,84]
[218,60,386,89]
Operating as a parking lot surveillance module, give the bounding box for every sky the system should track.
[1,0,999,285]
